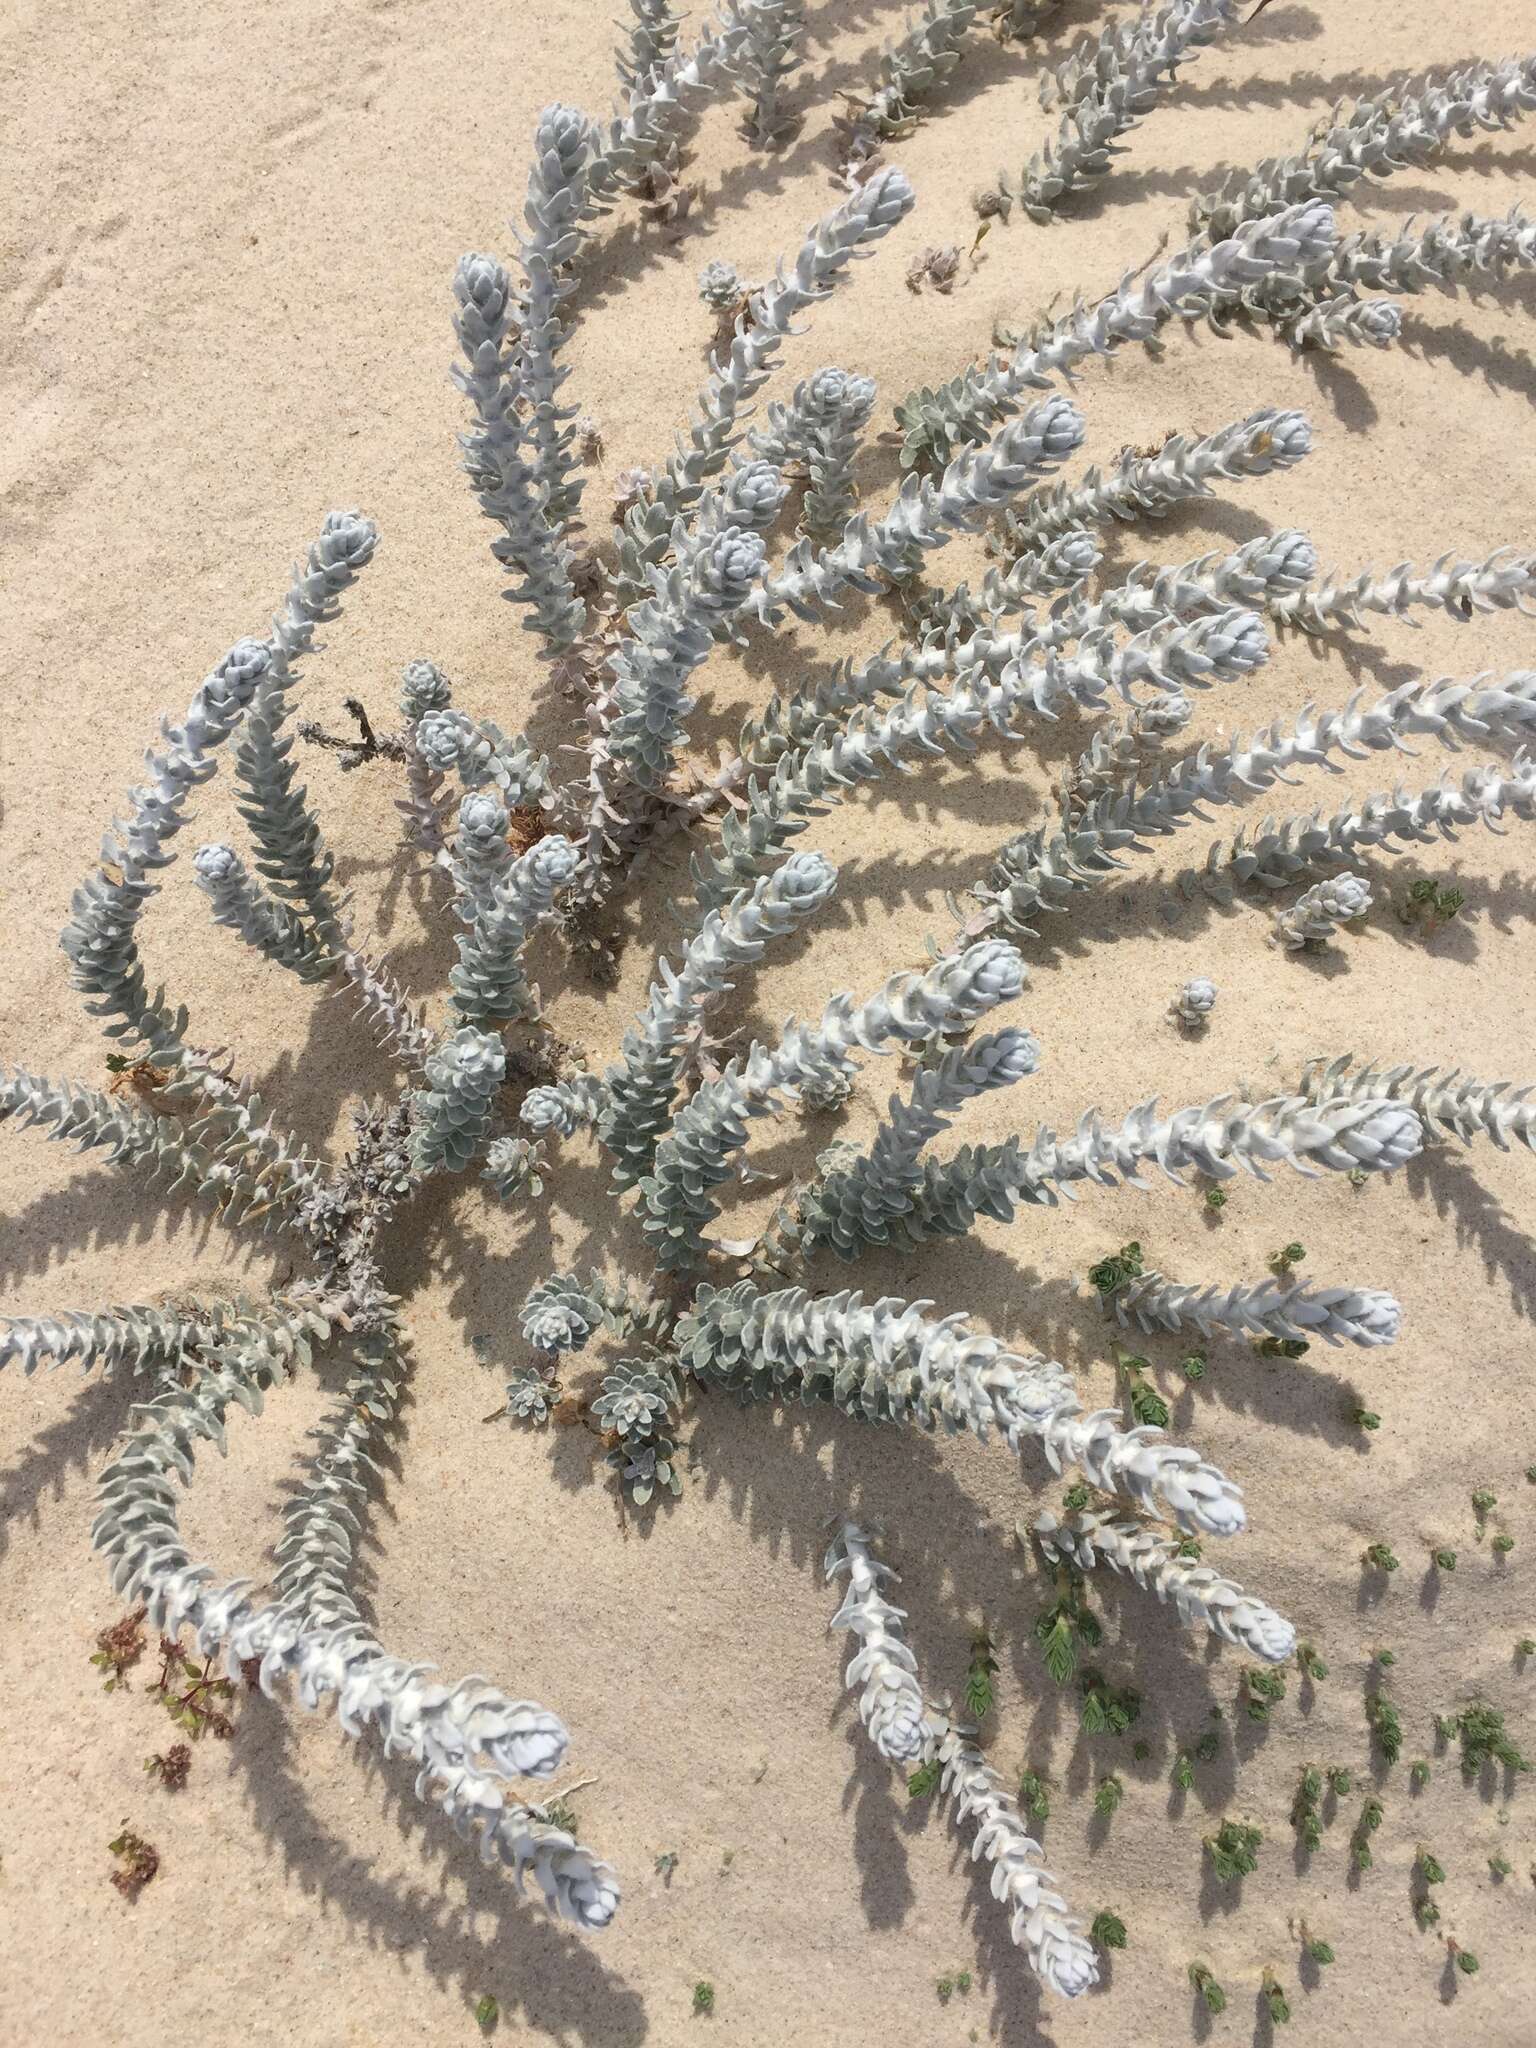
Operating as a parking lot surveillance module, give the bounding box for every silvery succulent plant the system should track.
[8,17,1536,2022]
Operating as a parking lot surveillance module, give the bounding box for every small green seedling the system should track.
[1472,1487,1498,1519]
[1256,1335,1309,1358]
[1131,1738,1150,1760]
[1368,1695,1403,1764]
[475,1993,499,2033]
[1019,1768,1050,1821]
[907,1758,941,1798]
[1205,1818,1262,1884]
[1354,1407,1381,1431]
[1305,1938,1335,1967]
[1352,1798,1384,1871]
[1416,1899,1441,1928]
[1364,1542,1400,1573]
[1450,1945,1479,1977]
[1410,1760,1431,1789]
[1377,1649,1396,1666]
[1180,1350,1207,1381]
[1188,1962,1226,2015]
[1061,1482,1091,1513]
[1243,1666,1286,1723]
[1327,1765,1353,1796]
[1347,1165,1369,1188]
[655,1851,679,1884]
[1174,1534,1202,1560]
[1433,1547,1457,1571]
[1195,1729,1220,1763]
[1292,1766,1323,1851]
[1262,1969,1291,2024]
[1270,1242,1306,1276]
[1203,1183,1228,1213]
[1417,1847,1446,1885]
[1115,1347,1169,1428]
[1490,1853,1512,1879]
[964,1630,999,1721]
[1516,1637,1535,1658]
[1094,1775,1124,1817]
[1174,1752,1195,1791]
[1456,1704,1530,1776]
[1297,1643,1328,1682]
[1091,1910,1127,1951]
[1079,1669,1140,1736]
[1034,1575,1102,1686]
[1399,877,1466,935]
[692,1982,715,2016]
[107,1823,159,1901]
[1493,1533,1515,1555]
[1088,1241,1144,1298]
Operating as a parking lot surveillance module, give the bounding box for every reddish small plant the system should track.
[91,1607,147,1691]
[148,1637,236,1740]
[108,1823,160,1900]
[144,1743,192,1790]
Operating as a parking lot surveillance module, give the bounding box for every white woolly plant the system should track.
[1034,1509,1296,1663]
[1172,976,1216,1028]
[1274,872,1373,950]
[1190,55,1536,244]
[1109,1269,1403,1348]
[739,0,803,144]
[923,1714,1100,1997]
[987,0,1240,223]
[1301,1056,1536,1156]
[18,15,1536,2007]
[824,1519,927,1762]
[896,202,1336,469]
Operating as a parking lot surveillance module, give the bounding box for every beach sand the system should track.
[4,3,1535,2042]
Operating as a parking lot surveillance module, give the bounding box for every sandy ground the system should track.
[5,2,1536,2043]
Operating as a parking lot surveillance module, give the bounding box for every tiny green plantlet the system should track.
[1180,1350,1207,1381]
[1131,1738,1150,1760]
[1019,1768,1050,1821]
[1080,1669,1141,1736]
[542,1796,578,1835]
[107,1823,159,1902]
[1292,1765,1323,1851]
[1417,1847,1446,1885]
[1094,1774,1125,1817]
[1416,1899,1441,1929]
[1256,1336,1309,1359]
[1352,1798,1384,1871]
[907,1757,942,1799]
[1493,1533,1515,1555]
[964,1629,999,1721]
[1195,1729,1220,1763]
[1435,1712,1460,1743]
[1202,1183,1228,1214]
[1517,1638,1536,1658]
[1243,1666,1286,1723]
[1472,1487,1498,1519]
[1115,1346,1169,1429]
[936,1975,953,2003]
[1188,1963,1226,2016]
[1091,1911,1127,1951]
[692,1982,715,2016]
[475,1994,499,2034]
[1034,1575,1102,1686]
[1088,1240,1144,1298]
[654,1851,679,1884]
[1410,1760,1431,1789]
[1306,1938,1335,1967]
[1174,1534,1202,1560]
[1262,1969,1291,2024]
[1455,1703,1531,1776]
[1377,1649,1395,1666]
[1061,1482,1091,1513]
[1174,1752,1194,1791]
[1205,1818,1262,1884]
[1490,1853,1512,1878]
[1434,1547,1457,1571]
[1399,876,1467,935]
[1354,1407,1381,1431]
[1347,1166,1370,1189]
[1452,1946,1480,1977]
[1269,1241,1306,1275]
[1327,1765,1353,1796]
[1364,1542,1400,1573]
[1368,1695,1404,1764]
[1297,1643,1328,1682]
